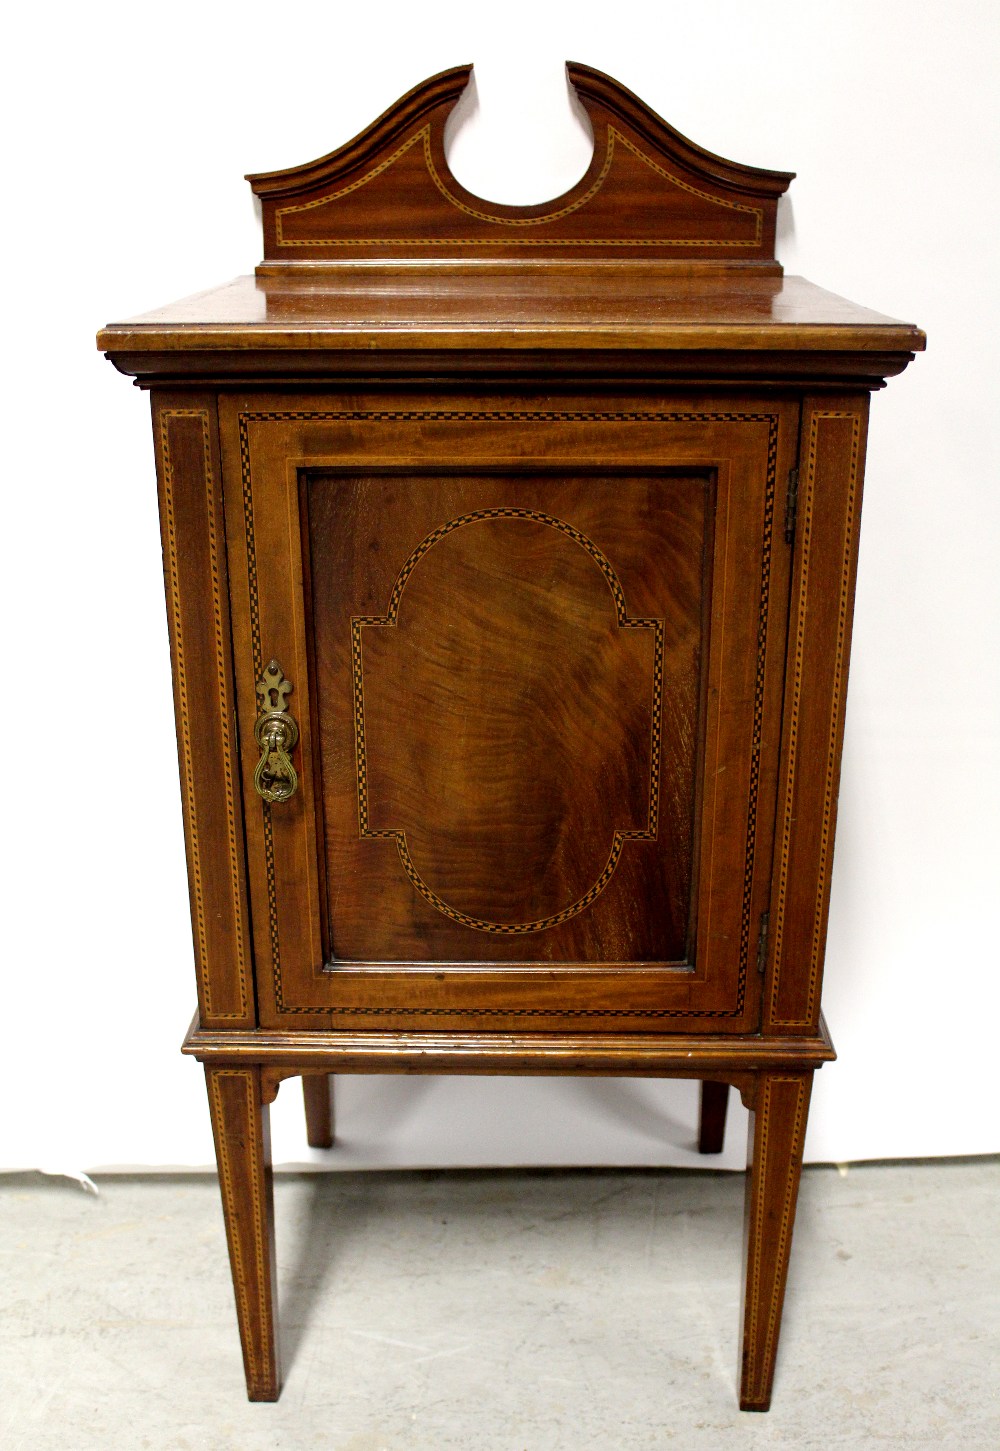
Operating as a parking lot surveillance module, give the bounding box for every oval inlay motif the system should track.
[352,508,663,933]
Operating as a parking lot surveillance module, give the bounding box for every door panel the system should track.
[307,470,704,965]
[220,396,797,1032]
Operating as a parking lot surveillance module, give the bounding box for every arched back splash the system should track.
[248,64,794,269]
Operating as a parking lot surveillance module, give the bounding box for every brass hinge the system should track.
[756,910,770,975]
[784,466,800,544]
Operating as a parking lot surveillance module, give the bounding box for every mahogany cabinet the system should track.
[99,64,924,1411]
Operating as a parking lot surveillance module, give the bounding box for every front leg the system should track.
[205,1065,280,1400]
[739,1070,813,1411]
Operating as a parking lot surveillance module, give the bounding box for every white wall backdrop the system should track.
[3,1,997,1173]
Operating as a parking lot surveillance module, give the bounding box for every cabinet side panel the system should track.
[764,396,870,1034]
[152,395,255,1027]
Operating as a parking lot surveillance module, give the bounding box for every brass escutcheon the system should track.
[253,659,299,803]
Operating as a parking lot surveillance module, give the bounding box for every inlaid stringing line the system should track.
[275,123,762,248]
[768,410,861,1029]
[352,507,661,934]
[208,1069,270,1385]
[239,408,776,1015]
[160,409,250,1020]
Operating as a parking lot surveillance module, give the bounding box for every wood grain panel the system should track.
[248,64,791,263]
[219,397,796,1029]
[153,398,254,1027]
[764,398,869,1033]
[308,473,703,964]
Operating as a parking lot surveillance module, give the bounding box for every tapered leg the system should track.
[739,1070,813,1411]
[698,1080,729,1153]
[302,1072,335,1149]
[205,1065,280,1401]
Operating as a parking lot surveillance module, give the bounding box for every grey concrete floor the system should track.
[2,1160,997,1449]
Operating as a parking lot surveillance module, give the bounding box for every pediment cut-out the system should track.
[247,64,793,266]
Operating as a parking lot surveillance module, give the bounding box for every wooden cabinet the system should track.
[99,64,923,1411]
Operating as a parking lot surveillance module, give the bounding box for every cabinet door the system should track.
[220,395,797,1032]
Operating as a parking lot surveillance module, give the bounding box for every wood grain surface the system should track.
[99,270,925,363]
[152,398,254,1028]
[218,397,796,1031]
[247,63,791,263]
[100,63,922,1412]
[308,470,701,963]
[205,1066,279,1400]
[740,1071,813,1410]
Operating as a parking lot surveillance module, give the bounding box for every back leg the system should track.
[698,1080,729,1154]
[302,1073,334,1149]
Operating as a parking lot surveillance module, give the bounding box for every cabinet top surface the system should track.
[98,269,923,356]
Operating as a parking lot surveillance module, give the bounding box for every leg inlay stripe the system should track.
[745,1075,809,1399]
[208,1069,269,1385]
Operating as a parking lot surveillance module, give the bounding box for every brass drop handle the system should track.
[253,659,299,804]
